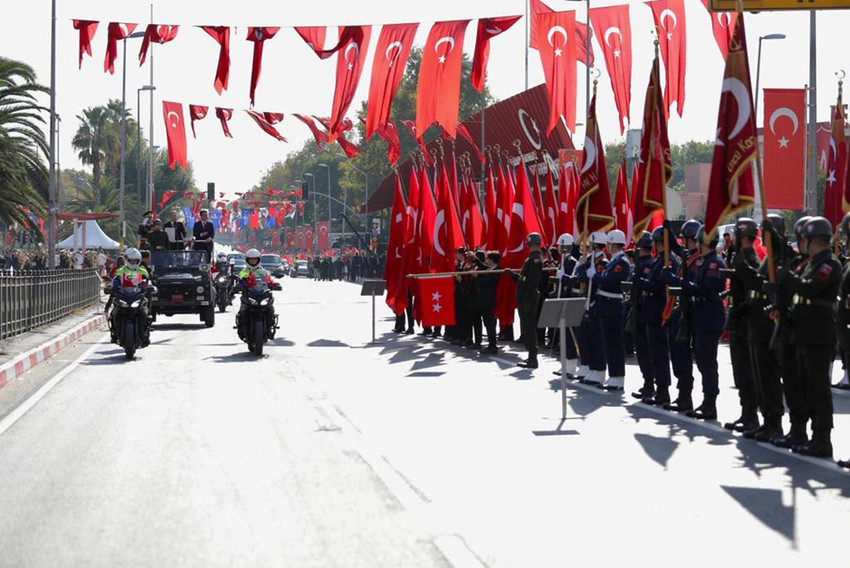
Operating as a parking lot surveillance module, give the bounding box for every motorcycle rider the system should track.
[236,249,274,339]
[109,248,151,346]
[213,252,236,305]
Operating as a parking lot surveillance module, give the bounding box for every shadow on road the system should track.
[307,339,350,348]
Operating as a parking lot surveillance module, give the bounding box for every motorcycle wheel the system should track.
[218,292,227,313]
[253,319,265,356]
[204,305,216,328]
[124,322,136,360]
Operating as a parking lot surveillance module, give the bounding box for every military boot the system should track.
[755,419,784,443]
[724,411,759,433]
[794,430,833,458]
[665,389,693,412]
[631,379,655,400]
[642,386,670,406]
[690,395,717,420]
[771,423,808,449]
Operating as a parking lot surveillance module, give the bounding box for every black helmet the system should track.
[697,226,719,248]
[794,215,812,240]
[680,219,702,240]
[802,216,833,240]
[840,213,850,240]
[651,226,665,243]
[637,231,653,249]
[735,218,759,240]
[765,214,785,237]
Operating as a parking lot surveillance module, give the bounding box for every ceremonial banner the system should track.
[704,16,757,239]
[471,16,522,92]
[590,5,632,133]
[762,88,805,210]
[430,164,465,273]
[384,175,408,315]
[577,93,615,235]
[482,167,498,250]
[317,221,330,250]
[543,168,558,246]
[162,101,188,171]
[825,91,846,228]
[201,26,230,94]
[329,26,371,140]
[647,0,687,117]
[535,9,578,134]
[613,162,633,238]
[417,167,438,271]
[365,23,418,141]
[73,20,98,69]
[418,277,456,327]
[403,167,422,276]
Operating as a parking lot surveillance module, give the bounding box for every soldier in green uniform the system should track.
[778,217,841,458]
[510,233,544,369]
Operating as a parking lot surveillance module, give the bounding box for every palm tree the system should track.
[0,57,49,235]
[65,171,139,243]
[103,98,136,179]
[72,105,115,205]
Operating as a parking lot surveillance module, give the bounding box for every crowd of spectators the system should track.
[1,247,112,275]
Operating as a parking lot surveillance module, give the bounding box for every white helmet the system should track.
[217,252,227,261]
[125,248,141,264]
[245,248,261,260]
[557,233,575,247]
[606,229,627,246]
[590,231,607,245]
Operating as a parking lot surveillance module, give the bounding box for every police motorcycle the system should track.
[235,249,279,355]
[213,253,235,312]
[107,248,155,360]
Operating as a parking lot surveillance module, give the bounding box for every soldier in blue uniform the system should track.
[579,231,609,385]
[591,230,632,391]
[635,226,679,406]
[779,217,841,458]
[680,226,727,419]
[554,234,581,376]
[630,231,656,400]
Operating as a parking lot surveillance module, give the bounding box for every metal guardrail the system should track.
[0,269,102,341]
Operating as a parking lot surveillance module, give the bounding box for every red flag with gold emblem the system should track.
[825,88,847,228]
[577,94,615,236]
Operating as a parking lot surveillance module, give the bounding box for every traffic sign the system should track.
[711,0,849,10]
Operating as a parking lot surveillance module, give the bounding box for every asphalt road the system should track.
[0,276,848,567]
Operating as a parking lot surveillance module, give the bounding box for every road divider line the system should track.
[0,334,108,438]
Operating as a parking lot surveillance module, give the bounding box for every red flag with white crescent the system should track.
[704,15,757,240]
[404,166,422,277]
[73,20,98,69]
[215,108,234,138]
[577,93,615,235]
[415,20,471,139]
[504,163,544,269]
[189,105,208,139]
[647,0,687,118]
[246,110,287,142]
[529,0,593,66]
[460,175,483,249]
[483,167,498,250]
[699,0,737,60]
[543,167,558,247]
[365,23,418,141]
[317,221,330,250]
[104,23,138,74]
[430,163,465,273]
[384,174,408,315]
[374,120,402,165]
[201,26,230,94]
[614,162,633,238]
[293,114,329,149]
[590,5,632,133]
[329,26,371,141]
[762,89,805,210]
[162,101,188,171]
[139,24,179,66]
[534,10,578,134]
[418,166,438,272]
[246,27,280,107]
[295,26,364,60]
[471,16,522,92]
[825,90,847,228]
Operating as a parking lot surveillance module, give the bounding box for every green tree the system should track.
[0,57,48,235]
[72,106,116,205]
[64,171,138,242]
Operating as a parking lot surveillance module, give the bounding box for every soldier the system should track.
[578,231,609,385]
[630,231,656,400]
[778,216,840,458]
[736,216,784,442]
[635,226,678,406]
[770,216,811,449]
[681,226,727,419]
[555,234,580,376]
[147,219,170,252]
[836,213,850,392]
[591,230,631,391]
[509,233,544,369]
[723,218,761,433]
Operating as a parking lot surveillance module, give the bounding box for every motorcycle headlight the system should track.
[196,286,205,294]
[216,276,226,284]
[115,298,128,307]
[260,298,271,306]
[247,297,259,305]
[130,299,143,309]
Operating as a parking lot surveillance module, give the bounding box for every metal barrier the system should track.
[0,269,102,341]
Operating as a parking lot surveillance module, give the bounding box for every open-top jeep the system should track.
[149,251,215,327]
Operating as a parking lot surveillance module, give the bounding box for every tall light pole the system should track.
[120,31,146,248]
[147,4,156,216]
[807,13,818,215]
[755,33,786,124]
[136,85,156,218]
[47,0,56,268]
[305,172,316,249]
[294,179,303,249]
[350,164,368,247]
[318,163,331,235]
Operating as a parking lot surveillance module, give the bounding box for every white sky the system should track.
[1,0,847,198]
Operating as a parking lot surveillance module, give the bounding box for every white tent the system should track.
[57,219,120,250]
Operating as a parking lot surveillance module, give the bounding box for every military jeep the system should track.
[149,251,215,327]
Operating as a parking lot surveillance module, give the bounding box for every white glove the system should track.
[588,264,598,277]
[556,269,565,280]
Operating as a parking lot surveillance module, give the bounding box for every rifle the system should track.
[622,280,637,335]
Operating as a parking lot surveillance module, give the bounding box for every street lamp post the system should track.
[304,172,316,249]
[120,31,146,249]
[350,164,368,249]
[318,163,331,237]
[755,33,787,124]
[47,0,56,268]
[136,85,156,217]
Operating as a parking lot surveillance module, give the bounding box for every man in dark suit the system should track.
[192,209,215,261]
[163,210,186,250]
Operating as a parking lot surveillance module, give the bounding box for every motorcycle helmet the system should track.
[217,253,227,262]
[246,248,261,267]
[125,248,142,267]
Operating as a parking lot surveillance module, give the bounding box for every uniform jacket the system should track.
[636,253,680,325]
[686,251,727,332]
[591,251,632,318]
[514,250,543,307]
[782,248,841,346]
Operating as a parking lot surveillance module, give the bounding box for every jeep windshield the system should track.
[151,251,208,271]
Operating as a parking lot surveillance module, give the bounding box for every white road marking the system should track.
[0,334,109,438]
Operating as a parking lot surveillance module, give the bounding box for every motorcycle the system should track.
[108,285,155,360]
[236,288,278,355]
[214,271,231,312]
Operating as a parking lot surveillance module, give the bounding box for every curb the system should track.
[0,314,106,390]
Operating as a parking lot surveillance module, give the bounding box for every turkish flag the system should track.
[306,227,314,252]
[374,120,401,165]
[139,24,179,66]
[632,52,672,240]
[431,164,465,273]
[576,94,615,236]
[416,20,471,139]
[293,114,329,149]
[336,132,360,159]
[295,26,364,60]
[401,120,433,166]
[162,101,188,171]
[418,277,456,327]
[504,163,544,269]
[201,26,230,95]
[271,231,280,247]
[497,165,515,256]
[590,5,632,134]
[104,23,138,74]
[482,167,498,251]
[418,166,438,271]
[614,162,633,238]
[215,107,233,138]
[456,123,485,163]
[246,27,281,106]
[825,93,847,228]
[531,168,546,240]
[699,0,737,60]
[543,168,558,246]
[246,110,287,142]
[189,105,208,139]
[471,16,522,92]
[285,229,294,248]
[460,175,483,249]
[328,26,371,140]
[529,0,593,66]
[158,190,177,210]
[365,23,418,141]
[704,15,757,240]
[763,89,805,211]
[535,10,578,134]
[557,162,578,237]
[297,227,305,249]
[647,0,687,118]
[73,20,98,69]
[317,221,330,250]
[403,168,422,276]
[385,175,408,315]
